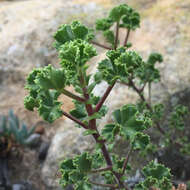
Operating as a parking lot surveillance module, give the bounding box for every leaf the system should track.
[114,104,147,140]
[70,101,87,121]
[59,39,97,70]
[60,158,76,171]
[142,161,172,180]
[133,132,150,150]
[74,152,92,173]
[97,49,145,85]
[83,129,97,136]
[109,4,129,22]
[103,30,115,47]
[135,161,172,190]
[38,90,63,123]
[121,8,140,30]
[101,124,120,142]
[53,20,94,48]
[96,18,113,31]
[35,65,66,91]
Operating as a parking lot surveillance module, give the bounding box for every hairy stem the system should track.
[95,81,116,112]
[122,145,133,175]
[80,73,127,189]
[62,111,88,129]
[91,166,113,173]
[91,41,112,50]
[114,22,119,50]
[148,82,151,106]
[60,88,86,102]
[123,29,130,47]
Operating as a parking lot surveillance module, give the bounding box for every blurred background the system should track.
[0,0,190,189]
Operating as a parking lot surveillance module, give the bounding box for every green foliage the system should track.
[54,20,94,49]
[135,161,172,190]
[24,2,190,190]
[95,4,140,48]
[24,66,63,123]
[169,105,189,130]
[0,110,35,147]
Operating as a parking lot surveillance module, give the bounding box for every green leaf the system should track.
[38,90,63,123]
[24,67,63,123]
[101,123,120,142]
[74,152,92,173]
[70,101,87,122]
[97,49,145,85]
[83,129,97,136]
[59,39,97,72]
[24,95,38,111]
[115,104,147,140]
[109,4,129,22]
[142,161,172,180]
[35,64,66,91]
[137,52,163,83]
[121,8,140,30]
[60,158,76,171]
[103,30,115,47]
[135,161,172,190]
[96,18,113,31]
[133,132,150,150]
[54,20,94,48]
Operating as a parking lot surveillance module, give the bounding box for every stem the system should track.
[60,88,85,102]
[148,82,151,106]
[62,111,88,129]
[91,166,112,173]
[88,179,118,189]
[91,41,112,50]
[114,22,120,50]
[93,134,113,166]
[95,81,116,112]
[123,29,130,47]
[122,145,133,175]
[80,72,127,189]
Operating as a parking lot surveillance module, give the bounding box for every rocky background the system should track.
[0,0,190,189]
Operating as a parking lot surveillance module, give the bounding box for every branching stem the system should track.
[62,111,88,129]
[122,145,133,175]
[114,21,120,50]
[60,88,86,102]
[91,166,112,173]
[91,41,112,50]
[123,29,130,47]
[95,81,116,112]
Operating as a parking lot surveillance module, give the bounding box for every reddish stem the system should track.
[123,29,130,47]
[95,81,116,112]
[114,22,119,50]
[62,111,88,129]
[91,41,112,50]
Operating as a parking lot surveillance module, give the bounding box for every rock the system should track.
[125,170,144,189]
[41,119,95,189]
[0,158,10,188]
[12,184,25,190]
[0,0,110,125]
[38,142,50,161]
[25,134,41,148]
[12,181,36,190]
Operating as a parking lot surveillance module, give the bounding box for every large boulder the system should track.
[0,0,111,124]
